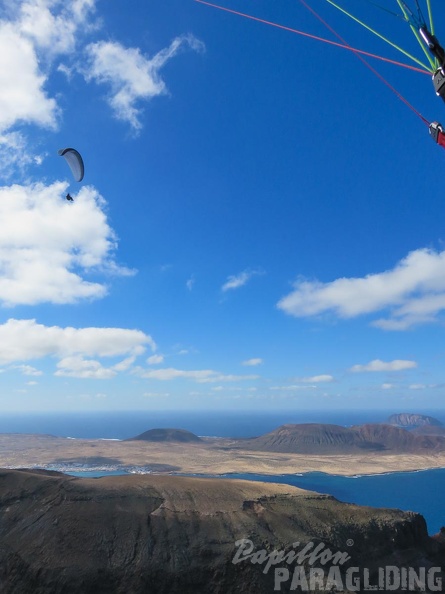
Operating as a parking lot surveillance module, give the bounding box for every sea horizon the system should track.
[1,408,444,440]
[3,408,445,535]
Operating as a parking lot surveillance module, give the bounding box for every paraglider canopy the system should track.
[58,148,84,182]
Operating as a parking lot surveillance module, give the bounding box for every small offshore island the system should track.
[1,413,445,477]
[1,414,445,593]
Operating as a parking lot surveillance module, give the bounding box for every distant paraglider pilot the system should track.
[429,122,445,148]
[59,147,83,202]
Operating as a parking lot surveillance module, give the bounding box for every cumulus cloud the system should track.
[0,0,97,136]
[134,367,259,383]
[0,318,154,365]
[221,269,263,292]
[0,182,133,306]
[302,374,334,383]
[277,248,445,330]
[147,354,164,365]
[242,358,263,366]
[13,364,43,376]
[17,0,96,56]
[0,21,57,132]
[112,356,137,372]
[84,35,204,130]
[55,355,116,379]
[349,359,417,373]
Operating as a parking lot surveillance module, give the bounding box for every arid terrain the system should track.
[2,422,445,476]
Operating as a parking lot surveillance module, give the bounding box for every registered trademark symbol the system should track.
[346,539,354,547]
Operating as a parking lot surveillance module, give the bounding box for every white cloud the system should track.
[0,182,133,306]
[84,35,204,130]
[13,364,42,376]
[0,22,57,132]
[186,275,195,291]
[277,248,445,330]
[0,0,97,137]
[270,385,317,391]
[349,359,417,373]
[222,269,262,292]
[134,366,259,383]
[55,355,116,379]
[381,383,395,389]
[112,356,136,372]
[147,354,164,365]
[242,358,263,366]
[0,318,154,364]
[302,374,334,383]
[17,0,96,56]
[0,132,44,179]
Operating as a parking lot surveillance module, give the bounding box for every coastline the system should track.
[2,433,445,477]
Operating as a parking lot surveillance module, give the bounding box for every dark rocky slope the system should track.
[126,428,202,442]
[238,423,445,454]
[388,413,443,428]
[0,469,443,593]
[412,425,445,437]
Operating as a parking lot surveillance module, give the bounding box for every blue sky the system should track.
[1,0,445,413]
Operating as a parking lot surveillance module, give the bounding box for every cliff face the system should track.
[0,469,443,594]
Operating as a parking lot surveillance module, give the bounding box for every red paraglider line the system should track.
[194,0,430,75]
[298,0,429,125]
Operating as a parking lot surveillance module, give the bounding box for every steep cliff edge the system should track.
[0,469,443,593]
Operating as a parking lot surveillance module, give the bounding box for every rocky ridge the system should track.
[0,469,444,593]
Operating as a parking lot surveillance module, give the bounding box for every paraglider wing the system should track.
[58,148,84,182]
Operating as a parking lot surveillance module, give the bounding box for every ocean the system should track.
[2,409,445,534]
[2,409,442,439]
[205,469,445,536]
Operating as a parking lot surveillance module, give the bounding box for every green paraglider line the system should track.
[426,0,434,35]
[299,0,429,126]
[395,0,436,70]
[424,0,437,69]
[193,0,430,75]
[323,0,433,72]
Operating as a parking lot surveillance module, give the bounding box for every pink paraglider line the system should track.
[194,0,430,76]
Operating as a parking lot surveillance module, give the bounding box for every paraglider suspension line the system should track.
[194,0,430,75]
[299,0,429,127]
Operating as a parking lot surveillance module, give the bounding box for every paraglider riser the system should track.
[433,69,445,102]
